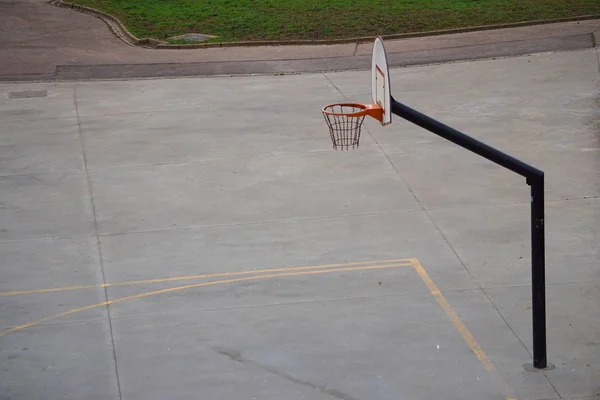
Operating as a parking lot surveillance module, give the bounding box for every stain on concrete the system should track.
[8,90,48,99]
[215,346,360,400]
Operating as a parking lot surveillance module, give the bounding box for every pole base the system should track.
[523,362,555,372]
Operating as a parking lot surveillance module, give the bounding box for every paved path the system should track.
[0,0,599,80]
[0,48,598,400]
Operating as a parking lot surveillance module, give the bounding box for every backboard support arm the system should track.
[390,97,547,370]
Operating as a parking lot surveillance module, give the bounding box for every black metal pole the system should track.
[390,98,543,179]
[530,174,547,369]
[390,98,547,369]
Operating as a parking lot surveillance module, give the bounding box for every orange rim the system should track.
[322,103,383,121]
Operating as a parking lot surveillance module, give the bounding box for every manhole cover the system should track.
[169,33,217,42]
[8,90,48,99]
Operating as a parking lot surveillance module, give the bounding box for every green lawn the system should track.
[74,0,600,42]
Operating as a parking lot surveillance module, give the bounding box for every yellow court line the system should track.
[0,262,410,337]
[0,258,412,297]
[410,258,516,400]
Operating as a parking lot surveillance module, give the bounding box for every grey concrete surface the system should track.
[0,237,106,330]
[0,118,84,175]
[0,83,77,121]
[98,210,477,291]
[486,283,600,398]
[110,295,535,400]
[88,153,419,234]
[0,321,119,400]
[430,199,600,287]
[0,172,94,241]
[0,50,599,400]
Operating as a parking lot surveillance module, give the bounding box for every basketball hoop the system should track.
[322,103,383,150]
[322,37,391,150]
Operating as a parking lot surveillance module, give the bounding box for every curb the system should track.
[49,0,164,47]
[50,0,600,50]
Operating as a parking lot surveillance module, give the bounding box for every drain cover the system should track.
[8,90,48,99]
[168,33,216,42]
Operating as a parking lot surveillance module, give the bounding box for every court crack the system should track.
[215,347,360,400]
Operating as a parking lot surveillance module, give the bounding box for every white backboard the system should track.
[371,37,391,125]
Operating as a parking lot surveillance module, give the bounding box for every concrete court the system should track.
[0,49,599,400]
